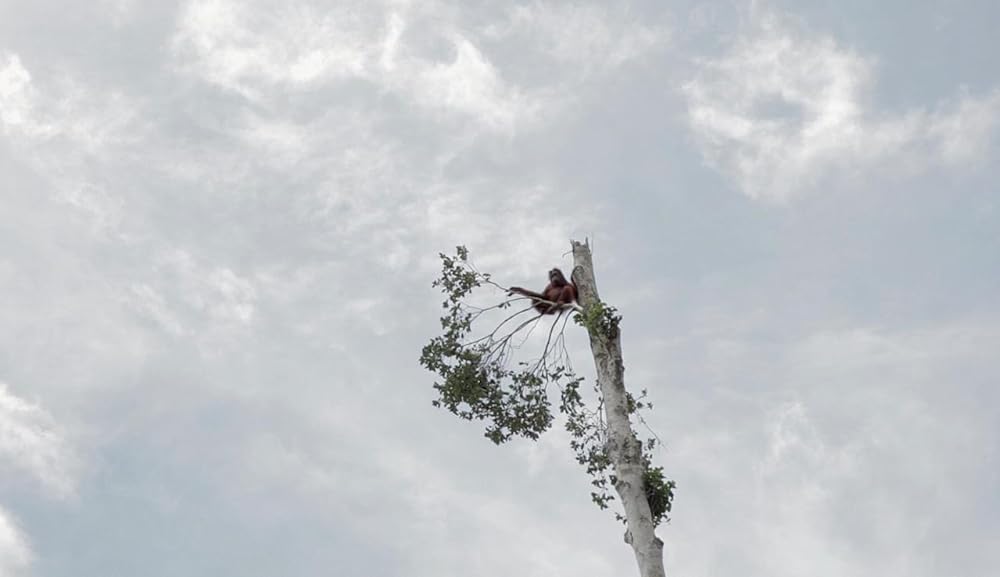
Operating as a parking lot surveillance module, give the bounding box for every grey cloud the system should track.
[1,1,998,576]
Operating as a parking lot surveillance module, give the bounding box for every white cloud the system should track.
[58,182,125,235]
[172,0,536,131]
[127,250,258,336]
[752,402,862,577]
[100,0,137,26]
[127,284,186,336]
[379,12,405,72]
[486,2,666,75]
[0,508,32,577]
[172,0,372,98]
[929,87,1000,164]
[0,384,78,498]
[423,183,592,278]
[0,52,52,137]
[660,314,1000,577]
[0,51,139,149]
[684,13,1000,200]
[164,251,257,325]
[171,0,667,133]
[414,36,536,132]
[235,425,617,577]
[0,51,141,239]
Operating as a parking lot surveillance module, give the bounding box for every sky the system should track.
[1,0,999,575]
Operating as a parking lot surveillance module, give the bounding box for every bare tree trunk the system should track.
[571,239,666,577]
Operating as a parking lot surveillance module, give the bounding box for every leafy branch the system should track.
[419,246,674,526]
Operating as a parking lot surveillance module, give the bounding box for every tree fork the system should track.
[571,239,666,577]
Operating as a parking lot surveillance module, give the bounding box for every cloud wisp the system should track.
[0,384,80,576]
[683,12,1000,201]
[0,508,32,577]
[0,384,79,499]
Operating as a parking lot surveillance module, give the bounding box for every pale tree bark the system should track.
[571,239,666,577]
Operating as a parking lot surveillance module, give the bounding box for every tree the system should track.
[420,240,675,577]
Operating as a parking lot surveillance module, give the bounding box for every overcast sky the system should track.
[2,0,999,575]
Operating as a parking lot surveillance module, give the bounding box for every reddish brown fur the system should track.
[508,268,578,315]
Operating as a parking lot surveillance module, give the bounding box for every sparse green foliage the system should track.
[419,247,554,443]
[576,300,622,339]
[561,376,616,511]
[420,246,675,526]
[643,463,676,528]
